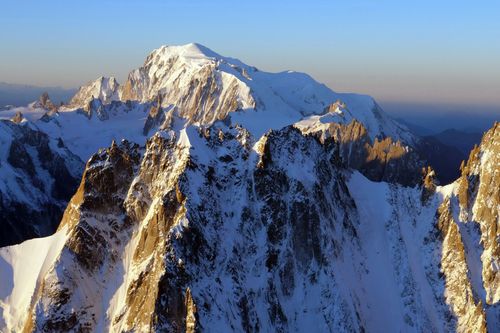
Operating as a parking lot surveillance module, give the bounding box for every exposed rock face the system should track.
[80,96,109,120]
[435,199,488,332]
[0,120,83,247]
[1,120,497,332]
[295,100,479,186]
[296,117,424,186]
[33,92,58,112]
[19,132,189,332]
[10,111,23,124]
[420,166,437,203]
[121,44,255,125]
[420,122,499,332]
[24,92,59,116]
[457,122,500,306]
[143,95,167,135]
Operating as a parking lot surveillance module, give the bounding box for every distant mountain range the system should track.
[430,128,484,155]
[395,119,485,183]
[384,101,499,134]
[0,82,76,107]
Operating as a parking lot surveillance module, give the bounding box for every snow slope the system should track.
[0,227,68,331]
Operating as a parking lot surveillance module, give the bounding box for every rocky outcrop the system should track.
[143,95,167,135]
[457,122,499,306]
[29,92,58,113]
[421,166,437,203]
[79,96,109,120]
[16,131,189,332]
[10,111,23,124]
[421,122,500,332]
[15,125,360,332]
[436,199,488,332]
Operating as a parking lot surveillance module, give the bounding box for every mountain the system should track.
[0,119,497,332]
[417,128,485,185]
[0,117,83,247]
[0,44,498,332]
[0,43,433,247]
[69,76,121,107]
[380,101,500,134]
[0,93,84,246]
[1,43,426,184]
[429,128,483,155]
[416,136,466,185]
[456,123,500,309]
[390,121,484,184]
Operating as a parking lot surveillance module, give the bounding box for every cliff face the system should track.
[435,199,488,332]
[1,120,497,332]
[296,117,424,186]
[456,122,500,327]
[420,122,500,332]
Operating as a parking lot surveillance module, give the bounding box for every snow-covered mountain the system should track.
[0,44,498,332]
[1,43,423,181]
[0,120,498,332]
[0,43,431,247]
[0,116,83,246]
[69,76,121,107]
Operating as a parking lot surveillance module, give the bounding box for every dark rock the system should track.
[11,111,23,124]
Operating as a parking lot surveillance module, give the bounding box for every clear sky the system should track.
[1,0,500,109]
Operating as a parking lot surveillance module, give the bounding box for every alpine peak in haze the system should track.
[69,43,414,142]
[8,43,425,183]
[0,44,498,332]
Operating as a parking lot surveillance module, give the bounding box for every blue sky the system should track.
[1,0,500,109]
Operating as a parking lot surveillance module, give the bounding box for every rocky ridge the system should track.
[0,121,498,332]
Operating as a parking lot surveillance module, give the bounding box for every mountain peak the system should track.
[147,43,223,65]
[69,76,120,107]
[64,43,418,146]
